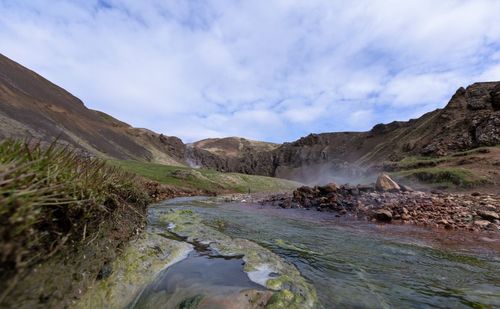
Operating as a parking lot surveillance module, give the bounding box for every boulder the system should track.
[375,173,401,191]
[478,210,499,222]
[374,209,393,222]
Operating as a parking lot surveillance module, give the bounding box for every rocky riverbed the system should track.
[259,175,500,232]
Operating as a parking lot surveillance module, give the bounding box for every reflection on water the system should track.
[132,251,267,309]
[150,198,500,308]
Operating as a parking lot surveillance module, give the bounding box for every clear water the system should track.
[152,198,500,308]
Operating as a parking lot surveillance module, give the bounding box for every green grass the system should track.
[384,146,497,172]
[109,159,300,193]
[393,167,490,188]
[0,140,149,287]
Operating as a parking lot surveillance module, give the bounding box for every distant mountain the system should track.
[191,137,278,158]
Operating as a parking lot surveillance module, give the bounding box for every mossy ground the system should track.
[110,159,300,193]
[0,140,150,307]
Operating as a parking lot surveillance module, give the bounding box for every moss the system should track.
[76,233,192,309]
[265,289,306,309]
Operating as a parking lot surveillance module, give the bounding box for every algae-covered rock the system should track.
[160,209,319,308]
[76,233,192,309]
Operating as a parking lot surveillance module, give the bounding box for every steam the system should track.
[276,162,378,186]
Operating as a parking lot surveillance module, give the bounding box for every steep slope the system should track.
[0,53,185,165]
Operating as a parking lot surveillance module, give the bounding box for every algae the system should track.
[159,209,319,308]
[76,233,192,309]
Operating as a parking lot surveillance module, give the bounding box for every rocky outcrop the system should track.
[262,183,500,232]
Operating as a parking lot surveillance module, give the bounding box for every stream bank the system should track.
[78,197,318,308]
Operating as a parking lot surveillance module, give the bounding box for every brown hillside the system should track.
[0,53,185,165]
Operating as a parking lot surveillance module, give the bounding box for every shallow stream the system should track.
[146,197,500,308]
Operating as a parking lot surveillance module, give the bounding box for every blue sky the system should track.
[1,0,500,142]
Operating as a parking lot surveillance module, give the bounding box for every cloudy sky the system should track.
[1,0,500,142]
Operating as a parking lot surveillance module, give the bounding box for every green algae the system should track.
[274,239,321,256]
[76,233,192,309]
[160,209,319,308]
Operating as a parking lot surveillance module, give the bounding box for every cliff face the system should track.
[0,53,186,165]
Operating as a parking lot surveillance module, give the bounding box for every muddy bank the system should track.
[260,180,500,233]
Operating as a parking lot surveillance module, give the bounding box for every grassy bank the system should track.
[393,167,490,188]
[384,145,499,190]
[110,159,300,193]
[0,140,150,307]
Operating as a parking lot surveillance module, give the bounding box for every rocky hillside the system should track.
[0,53,187,165]
[1,53,498,186]
[194,82,500,184]
[191,137,278,158]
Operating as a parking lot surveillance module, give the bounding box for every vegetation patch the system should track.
[0,140,150,306]
[110,160,300,193]
[393,167,490,188]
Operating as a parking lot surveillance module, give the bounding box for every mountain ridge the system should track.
[1,53,499,186]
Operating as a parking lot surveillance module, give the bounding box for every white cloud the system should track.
[1,0,499,142]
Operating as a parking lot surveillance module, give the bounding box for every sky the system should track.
[1,0,500,143]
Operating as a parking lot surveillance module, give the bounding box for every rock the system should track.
[374,209,393,222]
[474,114,500,146]
[478,210,499,222]
[490,83,500,110]
[375,173,401,191]
[320,183,339,193]
[474,220,491,228]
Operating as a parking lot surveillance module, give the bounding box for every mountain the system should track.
[1,53,499,186]
[0,53,187,165]
[193,82,500,184]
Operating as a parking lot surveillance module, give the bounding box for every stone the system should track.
[374,209,393,222]
[320,183,339,193]
[474,220,491,228]
[478,210,499,222]
[490,83,500,110]
[375,173,401,191]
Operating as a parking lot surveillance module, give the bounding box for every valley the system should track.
[0,52,499,308]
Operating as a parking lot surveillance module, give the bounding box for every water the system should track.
[132,252,266,309]
[151,197,500,308]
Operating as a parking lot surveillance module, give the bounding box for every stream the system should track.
[145,197,500,308]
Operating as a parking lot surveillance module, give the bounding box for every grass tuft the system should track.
[0,140,150,288]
